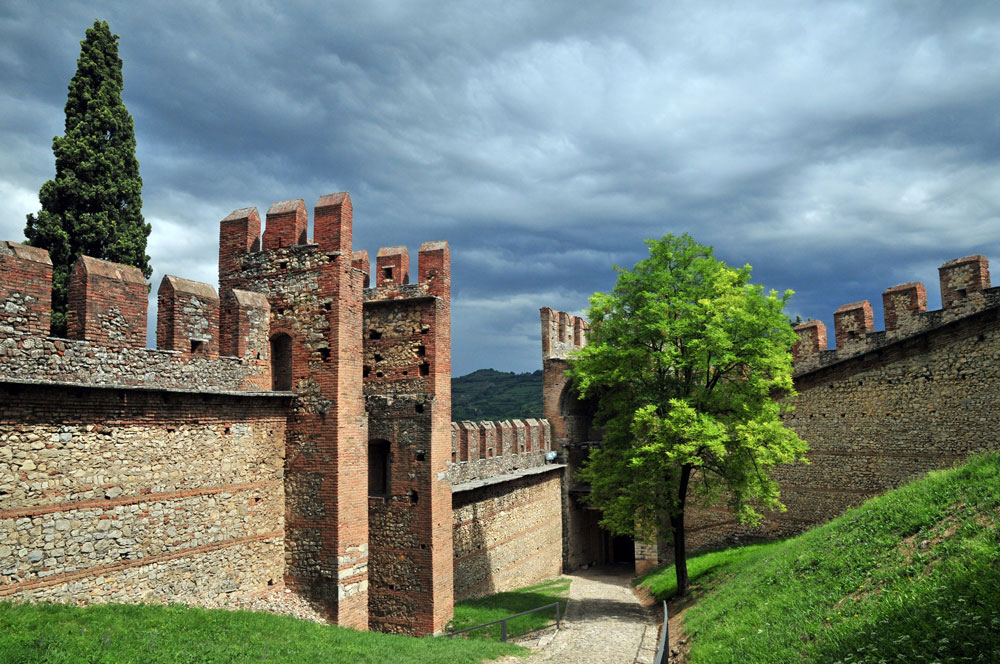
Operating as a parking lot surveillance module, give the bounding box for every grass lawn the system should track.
[448,577,571,641]
[637,452,1000,663]
[0,600,523,664]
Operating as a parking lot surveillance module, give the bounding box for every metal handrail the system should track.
[445,601,562,642]
[653,600,669,664]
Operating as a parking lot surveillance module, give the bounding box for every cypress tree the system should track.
[25,19,151,336]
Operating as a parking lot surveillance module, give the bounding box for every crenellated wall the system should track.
[792,254,999,373]
[0,236,291,610]
[446,417,563,600]
[0,190,567,635]
[543,253,1000,566]
[447,418,553,485]
[361,240,454,635]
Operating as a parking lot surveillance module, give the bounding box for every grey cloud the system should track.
[1,1,999,373]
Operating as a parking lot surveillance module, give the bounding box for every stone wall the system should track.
[362,242,454,635]
[452,467,563,601]
[447,419,552,485]
[218,196,370,630]
[0,381,288,604]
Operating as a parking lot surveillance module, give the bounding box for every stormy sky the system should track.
[1,1,999,376]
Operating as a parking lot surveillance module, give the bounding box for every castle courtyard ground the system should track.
[498,567,661,664]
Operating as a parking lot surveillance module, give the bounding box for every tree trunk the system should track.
[670,464,693,597]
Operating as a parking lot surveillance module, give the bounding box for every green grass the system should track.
[0,600,523,664]
[448,577,571,641]
[637,453,1000,663]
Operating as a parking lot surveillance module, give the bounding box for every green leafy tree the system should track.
[25,19,151,335]
[570,234,808,596]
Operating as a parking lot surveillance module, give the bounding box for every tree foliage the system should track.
[570,234,808,595]
[25,19,151,335]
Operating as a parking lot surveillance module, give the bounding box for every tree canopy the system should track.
[570,234,808,595]
[25,19,151,335]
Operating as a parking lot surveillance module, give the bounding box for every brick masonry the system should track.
[362,241,454,635]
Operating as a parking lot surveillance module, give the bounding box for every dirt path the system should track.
[496,567,661,664]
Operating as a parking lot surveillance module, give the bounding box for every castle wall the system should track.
[1,241,290,607]
[452,467,563,601]
[218,197,370,630]
[0,382,288,605]
[543,253,1000,565]
[362,242,454,635]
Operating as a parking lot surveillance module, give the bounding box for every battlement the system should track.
[0,243,273,392]
[362,241,451,302]
[218,193,355,284]
[540,307,588,361]
[793,253,1000,374]
[447,418,553,485]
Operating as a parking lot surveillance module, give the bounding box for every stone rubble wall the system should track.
[452,468,563,601]
[362,240,454,635]
[0,382,289,605]
[446,419,553,485]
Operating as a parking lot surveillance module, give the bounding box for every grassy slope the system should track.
[448,577,571,640]
[639,453,1000,663]
[452,369,543,422]
[0,601,522,664]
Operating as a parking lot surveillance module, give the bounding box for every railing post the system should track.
[501,619,508,642]
[556,602,561,629]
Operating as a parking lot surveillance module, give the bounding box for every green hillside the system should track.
[639,453,1000,663]
[451,368,543,422]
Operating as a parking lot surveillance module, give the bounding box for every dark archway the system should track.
[368,439,390,496]
[270,333,292,391]
[558,381,601,444]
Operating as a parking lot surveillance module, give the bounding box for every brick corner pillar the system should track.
[295,193,369,629]
[419,239,454,634]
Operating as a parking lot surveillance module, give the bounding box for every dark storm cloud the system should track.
[2,1,999,374]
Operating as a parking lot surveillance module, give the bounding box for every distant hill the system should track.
[451,369,543,422]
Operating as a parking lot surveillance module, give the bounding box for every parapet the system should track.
[0,242,275,393]
[540,308,588,361]
[448,418,554,485]
[0,240,52,336]
[793,253,1000,375]
[363,242,451,303]
[157,276,220,356]
[67,255,148,348]
[218,193,355,284]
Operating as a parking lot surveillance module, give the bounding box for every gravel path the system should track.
[497,567,661,664]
